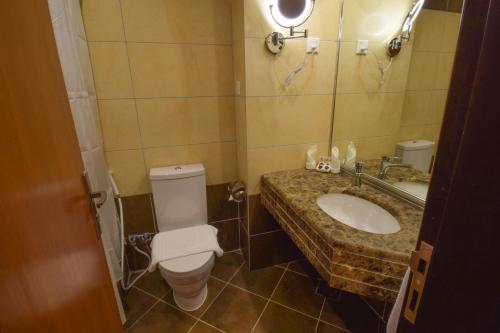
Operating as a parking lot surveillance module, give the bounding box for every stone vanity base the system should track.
[261,180,411,302]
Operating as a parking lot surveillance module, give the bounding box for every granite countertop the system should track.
[363,159,431,185]
[261,169,423,263]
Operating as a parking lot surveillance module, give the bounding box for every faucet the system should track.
[377,155,412,179]
[352,161,364,188]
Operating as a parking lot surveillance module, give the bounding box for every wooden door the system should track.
[0,1,123,332]
[397,0,500,331]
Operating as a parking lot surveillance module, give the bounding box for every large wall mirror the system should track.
[330,0,463,203]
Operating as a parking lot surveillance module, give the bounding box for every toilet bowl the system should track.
[149,164,221,312]
[159,251,215,311]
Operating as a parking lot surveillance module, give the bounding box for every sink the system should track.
[316,193,400,234]
[393,181,428,200]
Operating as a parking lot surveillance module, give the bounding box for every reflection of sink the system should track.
[393,181,428,200]
[316,193,400,234]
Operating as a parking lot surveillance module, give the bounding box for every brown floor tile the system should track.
[230,265,284,298]
[127,301,196,333]
[271,270,324,317]
[123,288,157,329]
[316,321,349,333]
[134,272,171,299]
[360,296,386,319]
[163,277,226,317]
[321,292,380,333]
[254,302,318,333]
[288,259,321,278]
[189,321,224,333]
[201,285,267,333]
[210,251,244,281]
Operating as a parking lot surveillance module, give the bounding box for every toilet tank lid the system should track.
[150,164,205,180]
[396,140,434,151]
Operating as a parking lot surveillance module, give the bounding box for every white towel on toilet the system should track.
[148,225,223,272]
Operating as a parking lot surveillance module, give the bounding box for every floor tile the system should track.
[316,321,349,333]
[134,272,171,299]
[361,296,386,319]
[321,292,380,333]
[271,270,324,317]
[230,265,284,298]
[127,302,196,333]
[288,259,321,278]
[123,288,158,329]
[210,251,244,281]
[163,277,226,317]
[189,321,224,333]
[201,285,267,333]
[253,302,318,333]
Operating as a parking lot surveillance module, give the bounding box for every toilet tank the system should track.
[396,140,434,172]
[149,164,207,232]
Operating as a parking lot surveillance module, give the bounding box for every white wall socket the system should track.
[306,37,320,53]
[356,40,369,55]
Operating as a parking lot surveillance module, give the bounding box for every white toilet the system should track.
[395,140,434,172]
[149,164,220,311]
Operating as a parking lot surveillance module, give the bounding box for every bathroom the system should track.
[1,0,499,332]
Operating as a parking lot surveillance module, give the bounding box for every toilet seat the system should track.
[159,251,214,274]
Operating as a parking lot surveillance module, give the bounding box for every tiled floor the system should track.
[123,251,391,333]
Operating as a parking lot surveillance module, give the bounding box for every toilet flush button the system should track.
[174,166,182,171]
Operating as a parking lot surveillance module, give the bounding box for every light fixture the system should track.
[265,0,315,54]
[387,0,425,57]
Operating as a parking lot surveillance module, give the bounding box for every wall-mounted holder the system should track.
[265,0,315,55]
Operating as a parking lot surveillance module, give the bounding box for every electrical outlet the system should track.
[356,40,369,55]
[306,37,320,53]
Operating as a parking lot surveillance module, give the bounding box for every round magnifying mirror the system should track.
[278,0,307,19]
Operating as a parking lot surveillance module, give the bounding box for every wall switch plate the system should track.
[306,37,320,53]
[356,40,369,55]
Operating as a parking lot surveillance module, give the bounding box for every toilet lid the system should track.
[159,251,213,274]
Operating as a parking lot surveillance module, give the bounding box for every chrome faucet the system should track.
[377,155,412,179]
[352,161,364,187]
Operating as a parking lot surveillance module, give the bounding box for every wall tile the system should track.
[336,42,412,94]
[210,219,240,251]
[88,42,134,99]
[143,142,237,186]
[248,194,279,235]
[235,96,247,147]
[207,183,238,222]
[237,144,248,186]
[405,51,440,91]
[98,99,142,151]
[121,0,232,44]
[341,0,414,43]
[246,95,332,148]
[81,0,125,41]
[127,43,233,98]
[136,97,235,148]
[434,52,455,90]
[413,10,445,52]
[249,230,302,270]
[441,12,462,52]
[105,149,149,196]
[400,91,432,126]
[245,38,336,96]
[122,193,156,234]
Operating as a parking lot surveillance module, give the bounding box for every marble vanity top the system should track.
[261,169,424,301]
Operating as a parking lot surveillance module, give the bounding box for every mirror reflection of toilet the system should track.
[148,164,222,311]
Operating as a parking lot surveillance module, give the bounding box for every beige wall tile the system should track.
[434,52,455,90]
[232,0,245,43]
[400,91,432,126]
[127,43,234,98]
[413,10,445,52]
[247,143,329,194]
[333,93,404,141]
[88,42,134,99]
[246,95,332,148]
[237,143,248,185]
[337,41,412,94]
[98,99,142,151]
[121,0,232,44]
[105,149,148,195]
[233,39,246,96]
[405,51,440,91]
[429,91,448,125]
[398,125,426,142]
[235,96,247,147]
[244,0,340,41]
[136,97,235,148]
[143,142,237,185]
[81,0,125,41]
[245,38,336,96]
[441,12,462,52]
[342,0,413,43]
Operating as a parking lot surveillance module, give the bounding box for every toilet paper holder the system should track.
[228,181,246,203]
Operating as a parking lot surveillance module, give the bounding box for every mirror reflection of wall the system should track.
[331,0,462,198]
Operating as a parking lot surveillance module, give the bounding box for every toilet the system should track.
[149,164,220,311]
[395,140,434,172]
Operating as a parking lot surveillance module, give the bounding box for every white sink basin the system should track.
[316,193,400,234]
[393,181,428,200]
